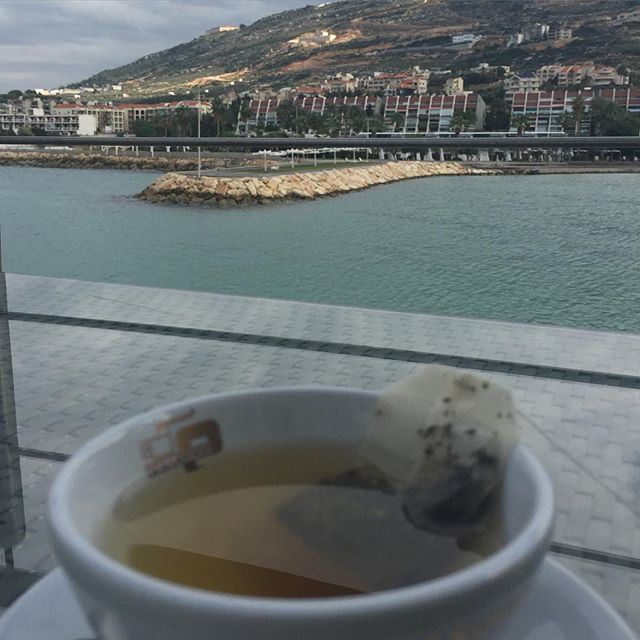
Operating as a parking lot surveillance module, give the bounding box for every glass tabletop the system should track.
[0,271,639,634]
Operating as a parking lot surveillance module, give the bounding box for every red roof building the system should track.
[510,88,640,134]
[383,94,485,134]
[295,95,375,115]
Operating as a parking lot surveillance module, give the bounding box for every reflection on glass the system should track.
[0,246,29,605]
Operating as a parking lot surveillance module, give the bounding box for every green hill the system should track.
[75,0,640,94]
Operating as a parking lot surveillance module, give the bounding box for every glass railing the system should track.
[0,271,639,634]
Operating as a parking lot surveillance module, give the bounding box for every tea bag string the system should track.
[516,410,640,522]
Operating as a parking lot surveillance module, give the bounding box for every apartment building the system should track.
[509,87,640,134]
[547,25,572,41]
[537,64,629,87]
[243,98,280,131]
[296,95,376,116]
[0,100,97,135]
[450,34,481,49]
[49,103,127,134]
[322,73,358,94]
[444,77,465,96]
[452,34,476,44]
[523,23,549,42]
[362,69,429,96]
[294,85,326,97]
[48,100,211,134]
[115,100,212,133]
[504,72,541,100]
[383,93,486,134]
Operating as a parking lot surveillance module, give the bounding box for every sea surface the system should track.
[1,165,639,332]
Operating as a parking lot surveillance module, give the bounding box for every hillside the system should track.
[76,0,640,94]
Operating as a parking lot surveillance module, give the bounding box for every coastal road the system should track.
[6,135,640,151]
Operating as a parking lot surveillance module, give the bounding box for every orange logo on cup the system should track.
[140,409,222,477]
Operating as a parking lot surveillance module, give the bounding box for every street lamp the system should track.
[197,88,209,179]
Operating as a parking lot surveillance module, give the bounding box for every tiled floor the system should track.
[7,273,640,377]
[1,275,639,634]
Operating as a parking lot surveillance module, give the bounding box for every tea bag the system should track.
[363,365,519,535]
[277,366,519,591]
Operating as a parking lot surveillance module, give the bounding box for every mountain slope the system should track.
[76,0,640,93]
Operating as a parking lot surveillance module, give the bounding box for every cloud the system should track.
[0,0,327,92]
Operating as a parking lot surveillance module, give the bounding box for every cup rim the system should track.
[48,386,554,623]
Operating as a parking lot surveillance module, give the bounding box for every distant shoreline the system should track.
[2,150,640,177]
[0,150,255,172]
[470,162,640,175]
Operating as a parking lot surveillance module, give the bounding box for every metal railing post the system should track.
[0,229,25,565]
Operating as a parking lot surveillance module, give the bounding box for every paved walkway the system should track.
[2,274,639,630]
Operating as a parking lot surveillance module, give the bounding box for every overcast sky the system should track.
[0,0,327,92]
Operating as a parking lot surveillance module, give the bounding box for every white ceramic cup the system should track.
[49,386,554,640]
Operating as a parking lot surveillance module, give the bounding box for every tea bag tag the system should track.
[361,366,519,533]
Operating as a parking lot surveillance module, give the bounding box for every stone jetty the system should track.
[138,161,494,206]
[0,151,251,172]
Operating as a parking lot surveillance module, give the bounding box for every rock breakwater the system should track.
[0,151,251,172]
[138,161,494,206]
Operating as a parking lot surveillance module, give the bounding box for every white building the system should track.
[322,73,357,94]
[288,30,336,47]
[548,25,572,41]
[444,77,465,96]
[0,102,97,135]
[207,25,239,34]
[363,68,429,96]
[537,64,629,87]
[452,34,476,44]
[383,93,486,134]
[523,23,549,42]
[504,72,540,100]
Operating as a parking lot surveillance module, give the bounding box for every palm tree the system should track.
[392,112,406,133]
[450,110,476,134]
[559,111,575,135]
[571,96,586,135]
[276,100,296,133]
[510,114,531,135]
[174,106,194,136]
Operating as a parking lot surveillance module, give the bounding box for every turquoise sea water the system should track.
[1,166,639,332]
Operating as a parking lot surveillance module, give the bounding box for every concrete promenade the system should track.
[1,273,639,631]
